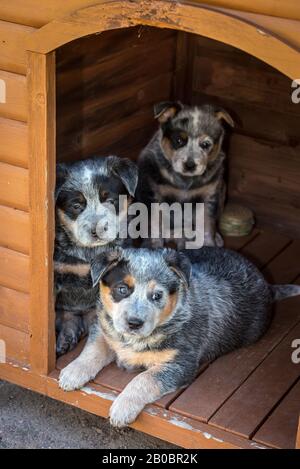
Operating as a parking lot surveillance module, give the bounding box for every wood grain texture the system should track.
[25,1,300,79]
[209,323,300,438]
[0,70,27,122]
[28,51,56,374]
[253,380,300,449]
[56,26,176,162]
[0,162,29,211]
[0,20,35,74]
[0,323,30,365]
[0,205,30,254]
[0,118,28,168]
[0,285,30,333]
[0,246,29,293]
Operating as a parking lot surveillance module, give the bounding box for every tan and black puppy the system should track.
[58,247,300,427]
[54,156,138,356]
[137,102,234,247]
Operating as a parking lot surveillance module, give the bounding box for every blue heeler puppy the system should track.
[58,246,300,427]
[54,156,138,356]
[137,102,234,248]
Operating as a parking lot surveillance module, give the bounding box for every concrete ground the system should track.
[0,380,176,449]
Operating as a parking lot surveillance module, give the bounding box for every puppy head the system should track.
[91,248,191,338]
[55,156,138,248]
[154,101,234,177]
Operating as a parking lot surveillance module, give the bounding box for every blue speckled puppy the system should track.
[59,246,300,427]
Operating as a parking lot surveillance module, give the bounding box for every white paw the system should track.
[59,359,92,391]
[215,232,224,247]
[109,394,143,428]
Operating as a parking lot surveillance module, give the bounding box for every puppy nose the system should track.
[127,317,144,330]
[184,159,196,171]
[91,226,98,238]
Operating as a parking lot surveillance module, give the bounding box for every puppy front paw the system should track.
[56,324,84,357]
[215,232,224,247]
[59,359,92,391]
[109,394,143,428]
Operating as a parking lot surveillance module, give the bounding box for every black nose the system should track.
[91,227,98,238]
[184,159,196,171]
[127,317,144,330]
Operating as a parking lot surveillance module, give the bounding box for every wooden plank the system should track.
[240,230,291,269]
[253,380,300,448]
[0,20,35,74]
[0,285,30,333]
[0,205,30,254]
[209,323,300,438]
[0,70,27,121]
[28,51,56,374]
[0,246,29,293]
[263,240,300,284]
[170,297,300,422]
[0,323,29,364]
[297,416,300,449]
[0,117,28,168]
[0,162,29,211]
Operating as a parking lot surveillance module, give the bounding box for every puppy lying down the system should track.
[59,247,300,427]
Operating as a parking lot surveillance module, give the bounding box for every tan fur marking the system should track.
[124,274,135,289]
[159,292,178,325]
[161,137,174,161]
[54,261,90,276]
[57,208,74,231]
[120,348,177,368]
[100,282,114,313]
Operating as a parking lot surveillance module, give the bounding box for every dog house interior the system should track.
[1,0,300,449]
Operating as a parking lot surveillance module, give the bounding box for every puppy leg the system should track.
[59,324,115,391]
[109,364,187,427]
[204,207,217,246]
[56,311,85,357]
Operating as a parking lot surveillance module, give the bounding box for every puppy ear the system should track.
[163,249,191,289]
[109,157,138,197]
[154,101,183,124]
[55,163,69,201]
[215,109,234,128]
[90,248,123,288]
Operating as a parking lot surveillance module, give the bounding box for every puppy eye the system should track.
[72,202,83,210]
[200,140,212,150]
[151,291,163,302]
[176,136,188,147]
[117,284,129,296]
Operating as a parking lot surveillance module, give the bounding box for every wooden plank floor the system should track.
[56,229,300,449]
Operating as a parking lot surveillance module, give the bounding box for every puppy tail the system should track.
[270,284,300,302]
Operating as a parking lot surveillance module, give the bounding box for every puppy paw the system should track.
[56,327,83,357]
[109,395,143,428]
[59,359,92,391]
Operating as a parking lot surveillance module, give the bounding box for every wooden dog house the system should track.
[1,0,300,448]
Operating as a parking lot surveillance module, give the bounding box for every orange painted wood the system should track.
[0,323,30,365]
[0,246,30,293]
[209,323,300,438]
[0,205,30,254]
[28,51,56,374]
[296,416,300,449]
[253,380,300,449]
[0,118,28,168]
[0,70,27,121]
[0,285,30,333]
[25,1,300,79]
[0,162,29,211]
[0,20,35,74]
[170,297,300,423]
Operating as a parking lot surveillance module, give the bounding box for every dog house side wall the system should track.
[0,20,33,367]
